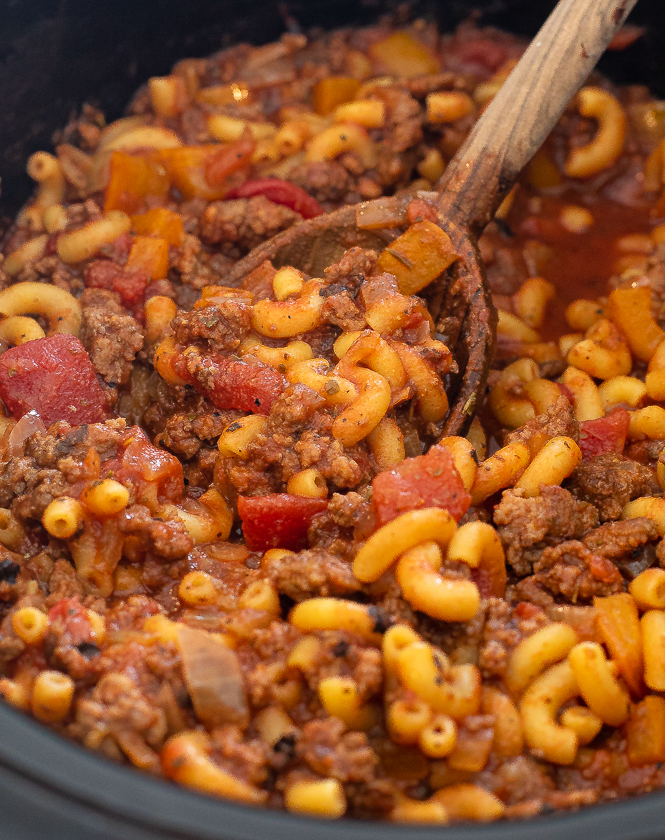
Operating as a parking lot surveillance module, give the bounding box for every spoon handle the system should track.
[437,0,639,234]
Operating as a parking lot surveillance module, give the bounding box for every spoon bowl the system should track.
[225,0,639,434]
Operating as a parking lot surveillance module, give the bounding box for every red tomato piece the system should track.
[514,601,543,620]
[47,597,94,646]
[0,334,107,427]
[174,352,284,415]
[588,554,623,585]
[111,270,149,309]
[204,133,256,188]
[372,445,471,526]
[85,259,149,318]
[224,178,324,219]
[579,409,630,459]
[238,493,328,552]
[105,427,184,503]
[448,35,512,73]
[406,197,438,225]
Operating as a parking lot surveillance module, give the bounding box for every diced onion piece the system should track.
[356,197,408,231]
[7,411,45,458]
[176,625,249,728]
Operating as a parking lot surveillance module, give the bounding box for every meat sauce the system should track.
[509,191,654,341]
[0,12,664,825]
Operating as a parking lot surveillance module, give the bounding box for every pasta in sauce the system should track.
[0,14,664,823]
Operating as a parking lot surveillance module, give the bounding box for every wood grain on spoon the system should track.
[224,0,639,435]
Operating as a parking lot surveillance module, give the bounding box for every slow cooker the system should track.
[1,0,665,837]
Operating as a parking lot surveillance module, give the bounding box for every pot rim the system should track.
[0,701,663,840]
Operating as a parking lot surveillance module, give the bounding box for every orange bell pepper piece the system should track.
[606,286,665,363]
[132,208,184,247]
[369,32,439,78]
[159,145,226,201]
[594,592,644,698]
[125,236,169,280]
[104,152,170,214]
[159,133,255,201]
[311,77,361,116]
[626,696,665,765]
[376,220,458,295]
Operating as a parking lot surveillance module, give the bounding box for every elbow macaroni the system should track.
[565,87,626,178]
[353,507,456,583]
[396,540,480,622]
[519,660,579,765]
[9,18,665,823]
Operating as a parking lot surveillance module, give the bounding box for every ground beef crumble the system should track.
[494,486,599,577]
[200,196,301,254]
[568,454,660,521]
[1,14,665,827]
[80,288,144,387]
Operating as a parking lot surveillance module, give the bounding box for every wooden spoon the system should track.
[225,0,638,434]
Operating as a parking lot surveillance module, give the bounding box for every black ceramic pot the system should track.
[1,1,665,837]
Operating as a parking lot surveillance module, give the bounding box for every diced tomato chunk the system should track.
[238,493,328,552]
[514,601,543,620]
[85,260,119,291]
[579,409,629,459]
[174,352,284,415]
[406,197,438,225]
[85,259,149,317]
[0,334,106,427]
[447,35,513,73]
[224,178,324,219]
[372,445,471,526]
[203,134,256,187]
[588,554,623,585]
[47,597,94,646]
[112,273,149,317]
[105,427,184,503]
